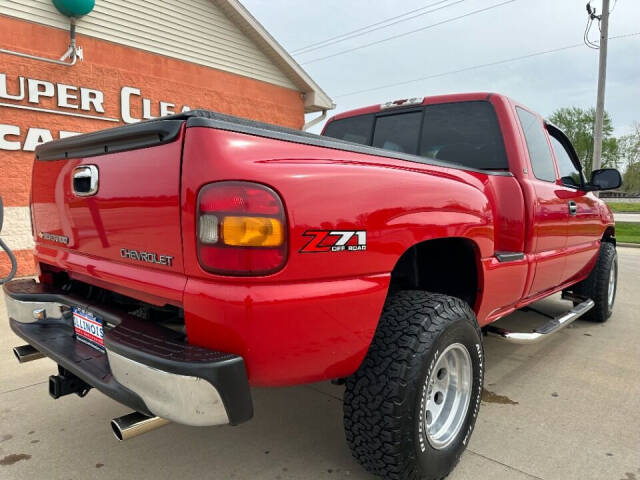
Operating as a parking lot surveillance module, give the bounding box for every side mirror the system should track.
[586,168,622,191]
[0,196,3,233]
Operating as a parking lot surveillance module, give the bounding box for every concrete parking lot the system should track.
[1,248,639,480]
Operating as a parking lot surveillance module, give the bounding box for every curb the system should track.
[618,242,640,249]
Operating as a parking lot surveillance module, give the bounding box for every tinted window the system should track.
[419,101,508,170]
[516,107,556,182]
[372,111,422,154]
[550,136,581,188]
[323,114,373,145]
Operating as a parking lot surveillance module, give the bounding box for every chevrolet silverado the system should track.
[2,92,622,479]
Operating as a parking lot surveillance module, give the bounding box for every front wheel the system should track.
[572,242,618,323]
[344,291,484,480]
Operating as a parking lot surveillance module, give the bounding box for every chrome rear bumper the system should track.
[107,351,229,426]
[4,279,252,427]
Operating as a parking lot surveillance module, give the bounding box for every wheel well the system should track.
[389,238,479,309]
[603,226,616,246]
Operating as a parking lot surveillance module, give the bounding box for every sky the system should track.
[241,0,640,136]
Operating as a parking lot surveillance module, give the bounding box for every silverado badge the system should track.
[120,248,174,267]
[39,232,69,245]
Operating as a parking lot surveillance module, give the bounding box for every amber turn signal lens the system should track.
[222,216,283,247]
[197,181,287,275]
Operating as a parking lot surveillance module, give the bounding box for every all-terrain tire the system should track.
[343,291,484,480]
[571,242,618,323]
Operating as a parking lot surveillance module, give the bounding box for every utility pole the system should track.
[592,0,610,173]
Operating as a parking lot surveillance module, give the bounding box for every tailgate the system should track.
[32,120,186,274]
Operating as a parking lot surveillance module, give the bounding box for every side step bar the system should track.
[486,295,595,344]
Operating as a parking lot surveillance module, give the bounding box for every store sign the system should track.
[0,72,192,152]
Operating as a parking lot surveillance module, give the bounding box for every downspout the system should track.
[303,110,328,131]
[0,19,81,66]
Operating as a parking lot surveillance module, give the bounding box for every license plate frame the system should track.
[72,307,105,352]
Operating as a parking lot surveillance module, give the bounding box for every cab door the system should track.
[515,107,569,296]
[546,126,602,282]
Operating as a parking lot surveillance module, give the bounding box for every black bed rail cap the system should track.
[34,118,187,161]
[34,109,251,161]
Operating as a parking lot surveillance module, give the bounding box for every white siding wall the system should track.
[0,0,297,89]
[0,207,34,251]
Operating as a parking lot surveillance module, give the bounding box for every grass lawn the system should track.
[616,222,640,244]
[606,202,640,213]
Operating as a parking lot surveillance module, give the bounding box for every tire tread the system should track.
[344,291,481,480]
[572,242,617,322]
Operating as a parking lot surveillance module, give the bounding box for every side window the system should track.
[372,111,422,154]
[323,114,374,146]
[550,136,582,188]
[516,107,556,182]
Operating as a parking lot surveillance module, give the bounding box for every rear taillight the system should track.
[196,181,287,275]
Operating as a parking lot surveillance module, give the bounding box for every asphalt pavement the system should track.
[1,248,639,480]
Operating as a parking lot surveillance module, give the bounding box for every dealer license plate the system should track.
[72,307,105,352]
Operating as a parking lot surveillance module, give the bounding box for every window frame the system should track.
[545,121,586,190]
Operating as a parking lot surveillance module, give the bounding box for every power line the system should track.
[584,15,599,49]
[335,31,640,98]
[301,0,518,65]
[292,0,464,55]
[292,0,453,54]
[585,1,601,49]
[584,0,619,49]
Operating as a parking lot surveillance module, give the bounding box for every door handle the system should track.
[568,201,577,216]
[72,165,99,197]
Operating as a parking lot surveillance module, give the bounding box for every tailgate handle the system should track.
[72,165,99,197]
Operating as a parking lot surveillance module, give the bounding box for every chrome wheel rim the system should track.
[607,260,617,308]
[424,343,472,450]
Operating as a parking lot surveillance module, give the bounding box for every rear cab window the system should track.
[419,102,508,170]
[323,114,374,146]
[372,111,422,154]
[323,101,509,171]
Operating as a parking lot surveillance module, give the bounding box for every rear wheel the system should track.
[344,291,484,480]
[571,242,617,323]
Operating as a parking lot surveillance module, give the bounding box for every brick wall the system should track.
[0,15,305,277]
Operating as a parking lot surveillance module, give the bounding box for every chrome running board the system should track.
[486,295,595,344]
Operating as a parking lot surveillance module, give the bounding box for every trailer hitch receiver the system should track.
[49,365,92,399]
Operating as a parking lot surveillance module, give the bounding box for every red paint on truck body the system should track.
[30,93,614,386]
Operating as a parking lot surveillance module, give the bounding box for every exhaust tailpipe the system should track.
[111,412,170,441]
[13,344,45,363]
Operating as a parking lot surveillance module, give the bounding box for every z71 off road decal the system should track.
[300,230,367,253]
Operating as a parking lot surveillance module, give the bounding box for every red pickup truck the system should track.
[3,92,622,480]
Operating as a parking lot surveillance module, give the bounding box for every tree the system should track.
[548,107,618,176]
[619,123,640,192]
